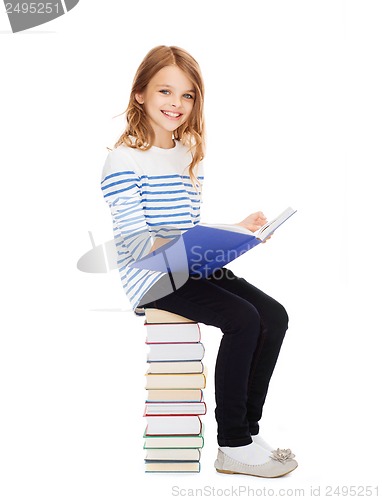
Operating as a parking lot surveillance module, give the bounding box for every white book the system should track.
[147,342,205,362]
[145,448,201,461]
[145,415,202,435]
[144,402,206,415]
[145,323,201,343]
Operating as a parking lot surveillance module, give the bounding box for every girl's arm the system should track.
[101,152,154,263]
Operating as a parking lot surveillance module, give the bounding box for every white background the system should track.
[1,1,381,498]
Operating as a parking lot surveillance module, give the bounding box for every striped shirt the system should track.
[100,140,204,311]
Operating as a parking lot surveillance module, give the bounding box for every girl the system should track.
[101,45,297,478]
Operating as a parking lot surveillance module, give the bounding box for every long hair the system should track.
[111,46,205,191]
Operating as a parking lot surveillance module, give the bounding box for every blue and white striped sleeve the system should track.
[100,151,153,264]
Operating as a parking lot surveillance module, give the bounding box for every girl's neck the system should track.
[153,137,176,149]
[151,127,176,149]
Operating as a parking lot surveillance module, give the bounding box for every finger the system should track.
[252,211,265,219]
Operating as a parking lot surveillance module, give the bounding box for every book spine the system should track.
[144,401,207,416]
[145,416,202,436]
[145,388,204,402]
[142,309,207,472]
[146,361,204,374]
[144,373,206,390]
[145,323,201,344]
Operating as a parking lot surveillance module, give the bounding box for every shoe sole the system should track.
[215,463,298,478]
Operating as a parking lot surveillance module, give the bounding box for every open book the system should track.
[129,207,296,279]
[200,207,296,241]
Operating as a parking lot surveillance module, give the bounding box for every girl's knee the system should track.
[222,303,261,335]
[275,302,289,330]
[266,301,289,341]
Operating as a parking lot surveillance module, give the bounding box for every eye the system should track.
[159,89,170,95]
[183,93,194,100]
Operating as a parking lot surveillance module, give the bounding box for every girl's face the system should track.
[135,65,195,147]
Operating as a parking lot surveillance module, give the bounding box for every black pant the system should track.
[141,267,289,447]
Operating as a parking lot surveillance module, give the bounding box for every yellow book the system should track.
[144,308,195,324]
[145,371,207,390]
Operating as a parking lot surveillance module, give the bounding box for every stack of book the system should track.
[143,308,207,473]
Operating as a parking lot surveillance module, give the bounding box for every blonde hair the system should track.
[111,45,205,191]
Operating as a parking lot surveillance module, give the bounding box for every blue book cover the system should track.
[128,207,296,279]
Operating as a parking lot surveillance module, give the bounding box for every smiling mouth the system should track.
[161,110,183,119]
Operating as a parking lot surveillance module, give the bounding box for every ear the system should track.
[135,93,144,105]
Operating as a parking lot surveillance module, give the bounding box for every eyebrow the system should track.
[155,84,196,93]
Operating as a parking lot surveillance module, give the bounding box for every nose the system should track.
[171,94,182,108]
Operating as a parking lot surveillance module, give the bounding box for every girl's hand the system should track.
[236,211,267,232]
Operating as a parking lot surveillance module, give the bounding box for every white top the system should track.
[100,140,204,310]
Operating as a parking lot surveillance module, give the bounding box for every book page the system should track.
[254,207,296,240]
[198,223,254,235]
